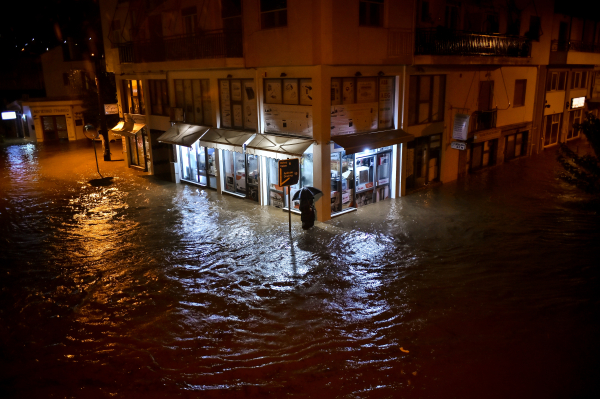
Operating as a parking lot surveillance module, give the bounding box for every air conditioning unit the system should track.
[169,107,184,122]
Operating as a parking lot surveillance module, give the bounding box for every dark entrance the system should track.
[41,115,69,141]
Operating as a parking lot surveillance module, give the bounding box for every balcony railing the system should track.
[415,28,531,57]
[551,40,600,53]
[472,109,497,132]
[118,30,243,64]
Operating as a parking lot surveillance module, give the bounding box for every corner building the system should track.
[100,0,415,221]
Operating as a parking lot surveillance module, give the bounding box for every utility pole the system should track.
[94,56,111,161]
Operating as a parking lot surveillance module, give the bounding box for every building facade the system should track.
[98,0,595,221]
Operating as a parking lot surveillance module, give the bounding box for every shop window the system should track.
[567,109,583,140]
[220,79,257,130]
[266,149,314,210]
[504,131,528,161]
[546,71,567,92]
[331,75,395,133]
[261,0,287,29]
[182,6,197,35]
[406,134,441,190]
[121,79,145,114]
[128,127,148,171]
[41,115,69,141]
[571,71,588,90]
[148,79,170,116]
[359,0,384,27]
[408,75,446,126]
[179,143,217,187]
[544,113,561,147]
[174,79,211,126]
[513,79,527,107]
[470,139,497,172]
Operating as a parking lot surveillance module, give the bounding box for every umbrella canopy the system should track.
[292,186,323,202]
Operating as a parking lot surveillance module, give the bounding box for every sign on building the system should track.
[104,104,118,115]
[571,97,585,109]
[453,113,470,141]
[451,141,467,151]
[278,159,299,187]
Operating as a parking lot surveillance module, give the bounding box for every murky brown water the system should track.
[1,139,599,398]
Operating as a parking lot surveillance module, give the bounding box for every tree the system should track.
[557,113,600,194]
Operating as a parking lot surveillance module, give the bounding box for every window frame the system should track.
[408,74,446,126]
[546,71,567,92]
[174,78,211,126]
[148,79,170,117]
[260,0,287,29]
[359,0,385,27]
[121,79,145,115]
[513,79,527,107]
[219,78,257,131]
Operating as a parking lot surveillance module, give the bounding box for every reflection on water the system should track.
[1,140,599,398]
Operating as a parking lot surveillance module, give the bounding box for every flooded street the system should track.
[1,139,599,398]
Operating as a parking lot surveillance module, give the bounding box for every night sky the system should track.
[0,0,102,60]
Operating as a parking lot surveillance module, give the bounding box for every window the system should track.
[544,113,561,147]
[470,139,497,172]
[571,71,589,89]
[110,19,121,47]
[63,73,69,86]
[567,109,583,140]
[408,75,446,125]
[527,16,541,41]
[121,79,145,114]
[546,71,567,92]
[261,0,287,29]
[174,79,211,125]
[406,134,441,190]
[445,4,459,30]
[182,6,197,35]
[514,79,527,107]
[420,1,431,23]
[360,0,384,27]
[148,79,169,116]
[331,76,395,132]
[504,131,528,161]
[264,78,312,105]
[220,79,257,130]
[222,0,242,30]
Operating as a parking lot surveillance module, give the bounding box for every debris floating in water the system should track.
[400,347,409,353]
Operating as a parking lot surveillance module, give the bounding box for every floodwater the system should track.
[1,139,599,398]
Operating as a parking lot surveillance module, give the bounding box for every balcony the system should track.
[472,109,497,132]
[415,28,531,58]
[118,30,243,64]
[549,39,600,65]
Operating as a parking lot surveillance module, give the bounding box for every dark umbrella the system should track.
[292,186,323,202]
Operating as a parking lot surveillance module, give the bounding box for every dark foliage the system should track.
[557,113,600,194]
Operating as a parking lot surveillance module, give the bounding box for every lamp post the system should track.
[93,54,111,161]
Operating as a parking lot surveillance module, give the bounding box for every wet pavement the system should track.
[1,138,599,398]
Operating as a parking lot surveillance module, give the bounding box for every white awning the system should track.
[199,129,256,153]
[332,129,414,155]
[156,123,210,147]
[245,134,315,159]
[109,120,146,137]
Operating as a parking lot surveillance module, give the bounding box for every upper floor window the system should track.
[360,0,384,27]
[122,79,145,115]
[174,79,212,125]
[527,16,541,41]
[261,0,287,29]
[445,3,459,30]
[513,79,527,107]
[182,6,197,35]
[571,71,589,90]
[148,80,170,117]
[408,75,446,126]
[222,0,242,30]
[220,79,257,130]
[546,71,566,92]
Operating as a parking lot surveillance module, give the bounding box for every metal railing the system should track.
[472,109,497,131]
[551,40,600,53]
[118,30,243,64]
[415,28,531,57]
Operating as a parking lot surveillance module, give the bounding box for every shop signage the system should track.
[278,159,299,186]
[1,111,16,120]
[104,104,118,115]
[451,141,467,150]
[571,97,585,109]
[453,113,470,141]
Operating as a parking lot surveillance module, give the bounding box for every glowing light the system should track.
[89,37,91,40]
[64,40,66,43]
[91,53,94,56]
[32,38,34,41]
[2,111,17,120]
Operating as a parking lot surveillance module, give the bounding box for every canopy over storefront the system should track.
[332,129,414,155]
[110,120,146,137]
[156,123,210,147]
[199,129,256,153]
[245,134,315,159]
